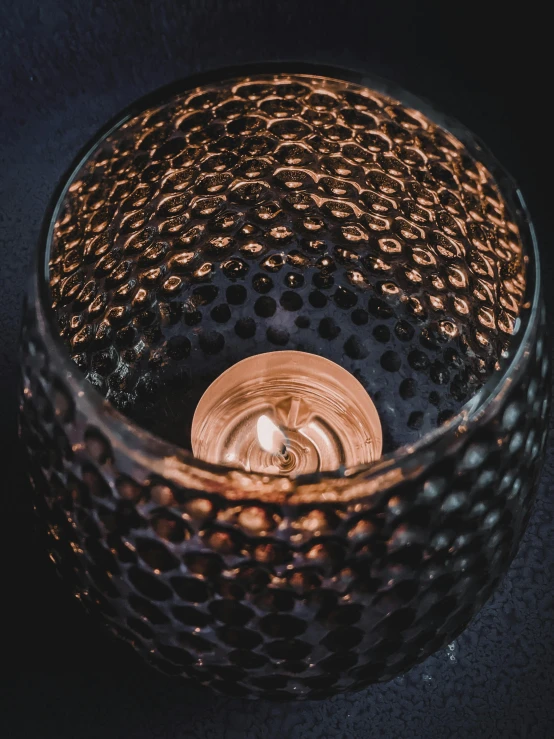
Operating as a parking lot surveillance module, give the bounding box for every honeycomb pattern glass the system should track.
[19,69,550,699]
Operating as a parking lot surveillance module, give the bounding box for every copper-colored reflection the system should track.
[191,350,382,475]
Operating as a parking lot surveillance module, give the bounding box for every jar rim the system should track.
[34,63,541,503]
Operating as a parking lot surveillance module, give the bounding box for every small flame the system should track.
[256,415,287,455]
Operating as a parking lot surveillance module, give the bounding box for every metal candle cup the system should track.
[191,350,383,474]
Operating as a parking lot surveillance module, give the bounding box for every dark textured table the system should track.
[1,2,552,737]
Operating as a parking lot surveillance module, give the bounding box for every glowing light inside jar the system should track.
[191,350,382,476]
[256,415,288,456]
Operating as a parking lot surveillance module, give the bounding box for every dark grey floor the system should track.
[1,2,552,737]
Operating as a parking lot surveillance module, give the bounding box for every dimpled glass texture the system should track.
[19,69,550,699]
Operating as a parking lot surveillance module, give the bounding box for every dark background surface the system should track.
[0,2,552,737]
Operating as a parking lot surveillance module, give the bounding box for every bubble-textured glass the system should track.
[19,68,550,699]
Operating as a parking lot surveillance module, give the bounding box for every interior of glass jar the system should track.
[37,66,540,489]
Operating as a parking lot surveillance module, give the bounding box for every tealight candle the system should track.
[191,350,382,475]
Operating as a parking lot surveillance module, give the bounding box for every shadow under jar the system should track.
[19,66,550,699]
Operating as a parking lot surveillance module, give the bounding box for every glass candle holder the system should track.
[19,66,550,699]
